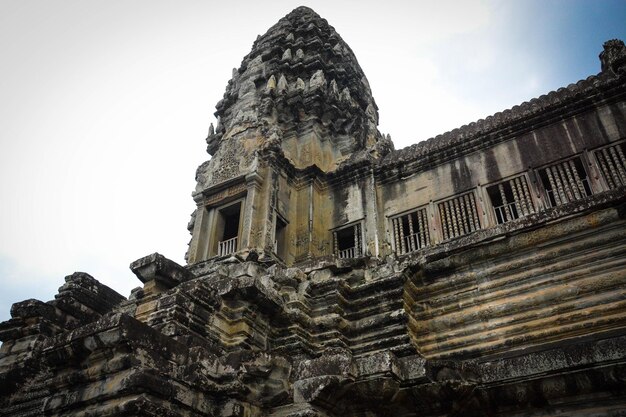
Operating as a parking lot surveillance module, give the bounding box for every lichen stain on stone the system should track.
[2,8,626,417]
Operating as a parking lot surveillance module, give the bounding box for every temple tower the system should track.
[187,6,392,265]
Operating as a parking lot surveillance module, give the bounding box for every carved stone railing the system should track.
[218,236,238,256]
[493,201,519,224]
[595,142,626,189]
[438,193,481,241]
[540,158,593,208]
[403,233,425,253]
[338,247,357,259]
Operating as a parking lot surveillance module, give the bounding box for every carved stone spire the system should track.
[600,39,626,74]
[201,6,385,182]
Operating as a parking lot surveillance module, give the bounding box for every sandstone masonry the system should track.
[2,7,626,416]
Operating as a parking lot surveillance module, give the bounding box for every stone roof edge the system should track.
[379,70,626,171]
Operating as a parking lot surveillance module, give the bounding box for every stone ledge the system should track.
[130,253,194,287]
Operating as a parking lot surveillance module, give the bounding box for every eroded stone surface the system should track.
[2,6,626,417]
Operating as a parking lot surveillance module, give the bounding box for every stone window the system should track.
[486,175,535,224]
[594,142,626,189]
[214,201,242,256]
[333,223,363,259]
[391,207,430,255]
[537,157,592,208]
[274,215,288,260]
[437,192,481,240]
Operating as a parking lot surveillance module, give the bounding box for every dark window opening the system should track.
[437,193,481,241]
[487,183,518,224]
[538,157,592,208]
[334,223,362,259]
[486,175,535,225]
[274,216,287,260]
[216,202,241,256]
[537,170,557,207]
[392,208,429,254]
[336,228,354,251]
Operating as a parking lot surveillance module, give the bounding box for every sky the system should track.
[1,0,625,321]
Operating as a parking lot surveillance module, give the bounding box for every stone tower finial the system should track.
[600,39,626,74]
[288,6,320,16]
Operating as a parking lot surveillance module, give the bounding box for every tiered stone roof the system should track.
[206,6,388,161]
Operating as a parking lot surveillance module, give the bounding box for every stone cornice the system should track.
[258,147,375,190]
[377,71,626,183]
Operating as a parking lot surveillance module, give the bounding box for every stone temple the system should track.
[2,6,626,416]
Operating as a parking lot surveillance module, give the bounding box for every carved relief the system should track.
[312,237,330,256]
[205,183,247,207]
[210,142,244,186]
[295,234,310,259]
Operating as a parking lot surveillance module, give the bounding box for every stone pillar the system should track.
[241,171,264,252]
[187,194,208,264]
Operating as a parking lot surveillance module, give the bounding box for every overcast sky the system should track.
[1,0,625,321]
